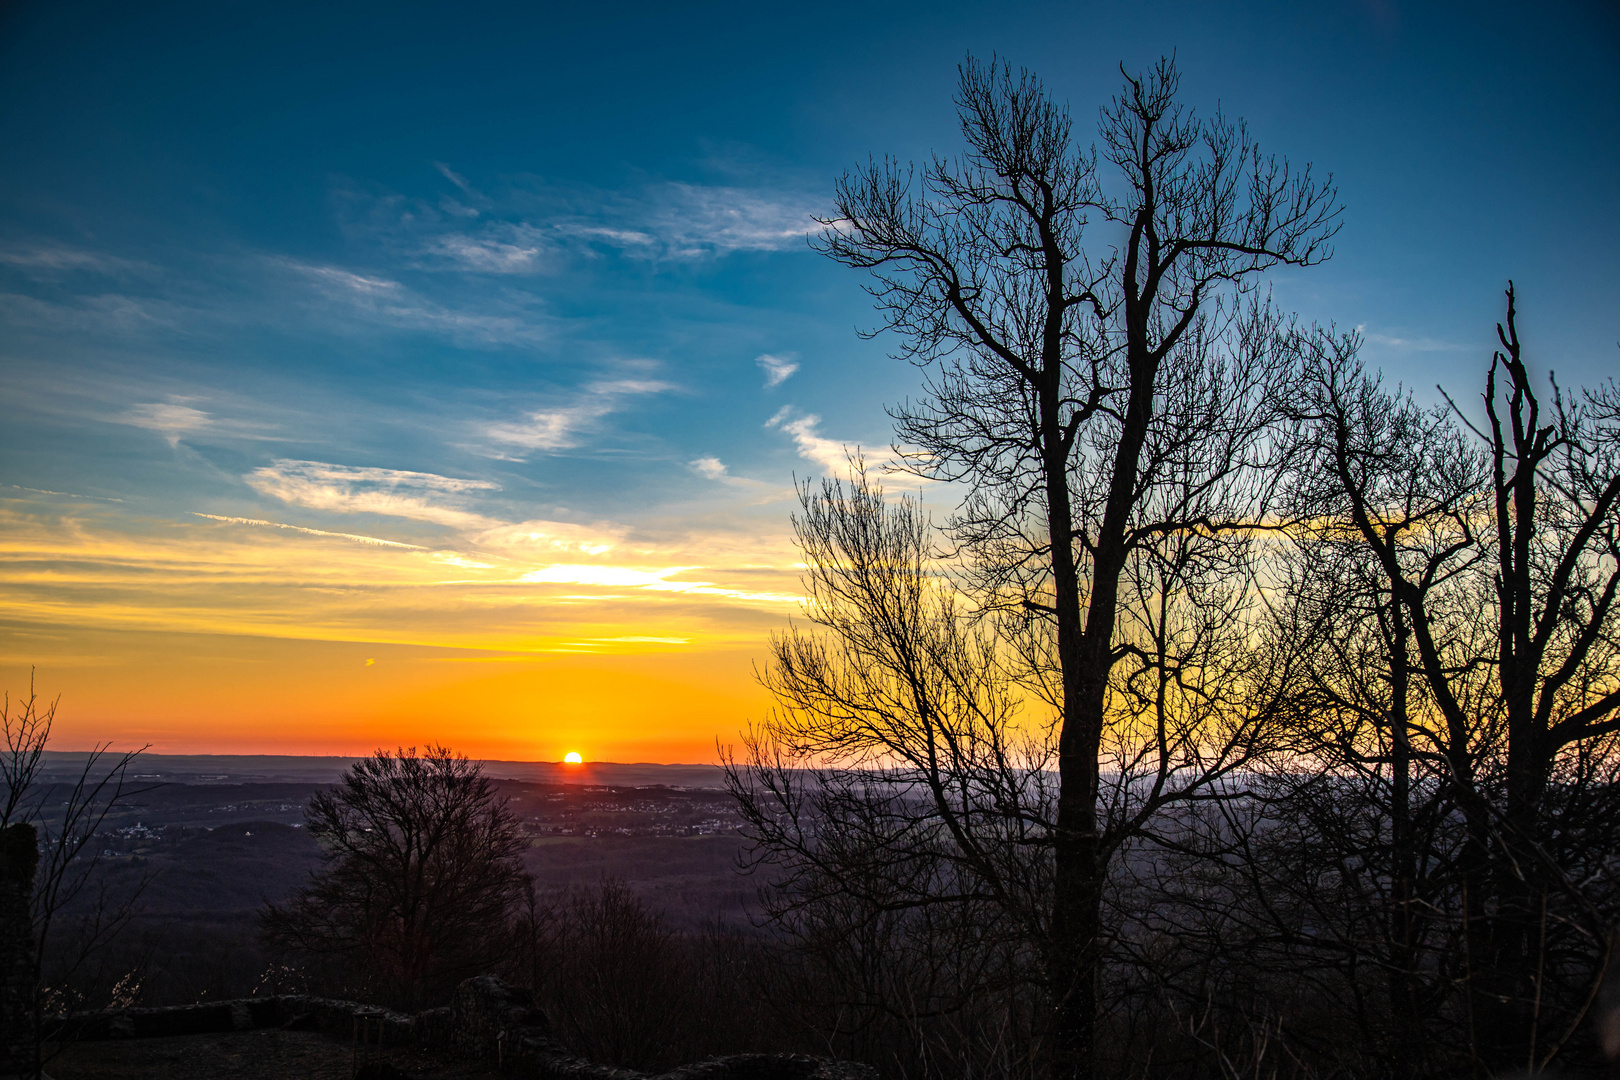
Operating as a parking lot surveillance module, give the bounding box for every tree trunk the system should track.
[1049,826,1102,1080]
[1046,328,1159,1080]
[1386,603,1423,1076]
[1044,370,1099,1080]
[1476,724,1546,1072]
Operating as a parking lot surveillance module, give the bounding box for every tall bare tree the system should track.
[797,57,1338,1080]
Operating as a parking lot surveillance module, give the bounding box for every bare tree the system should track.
[260,745,531,1006]
[1,671,144,1080]
[527,879,689,1071]
[1168,287,1620,1076]
[1293,288,1620,1073]
[1134,543,1478,1079]
[728,467,1051,1078]
[776,55,1338,1080]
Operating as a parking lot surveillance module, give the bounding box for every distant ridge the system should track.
[34,751,727,789]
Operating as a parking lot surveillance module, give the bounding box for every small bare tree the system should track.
[533,879,688,1071]
[1,671,144,1080]
[728,466,1051,1079]
[260,745,531,1006]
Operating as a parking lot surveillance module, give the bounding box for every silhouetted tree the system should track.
[729,466,1050,1079]
[741,54,1338,1080]
[531,879,687,1070]
[260,745,531,1006]
[1288,287,1620,1073]
[1149,289,1620,1078]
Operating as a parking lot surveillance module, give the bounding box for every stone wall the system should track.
[0,822,39,1074]
[52,976,878,1080]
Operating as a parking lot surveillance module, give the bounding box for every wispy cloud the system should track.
[542,183,820,259]
[235,461,627,558]
[690,457,729,480]
[1357,326,1469,353]
[430,230,546,273]
[297,264,401,296]
[552,224,657,248]
[756,353,799,388]
[0,245,153,276]
[0,291,178,336]
[765,407,855,473]
[345,173,824,272]
[637,183,820,257]
[518,562,797,604]
[684,456,794,505]
[192,513,429,549]
[246,459,500,530]
[484,378,673,454]
[6,485,122,503]
[120,399,218,446]
[274,258,549,345]
[433,161,476,197]
[474,519,624,558]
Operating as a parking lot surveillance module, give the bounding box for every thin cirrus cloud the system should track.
[241,459,629,558]
[519,563,798,604]
[1356,325,1469,353]
[474,519,623,558]
[191,513,429,549]
[357,173,825,273]
[7,484,121,503]
[686,455,793,504]
[234,460,793,593]
[483,378,674,454]
[0,289,178,337]
[756,353,798,388]
[224,458,799,606]
[118,397,285,447]
[537,185,819,260]
[275,257,547,345]
[638,183,821,257]
[433,161,477,198]
[245,459,500,530]
[430,231,545,273]
[0,244,154,276]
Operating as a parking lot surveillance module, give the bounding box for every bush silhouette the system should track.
[260,746,530,1006]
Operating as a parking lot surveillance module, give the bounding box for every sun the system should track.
[563,752,583,764]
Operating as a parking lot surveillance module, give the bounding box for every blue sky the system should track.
[1,0,1616,756]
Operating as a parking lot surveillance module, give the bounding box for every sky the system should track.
[1,0,1616,761]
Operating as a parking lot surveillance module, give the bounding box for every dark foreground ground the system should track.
[46,1029,502,1080]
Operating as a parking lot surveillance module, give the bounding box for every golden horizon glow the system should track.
[0,488,804,761]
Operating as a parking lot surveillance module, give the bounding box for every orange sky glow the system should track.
[0,495,795,762]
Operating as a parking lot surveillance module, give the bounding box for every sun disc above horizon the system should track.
[563,751,583,764]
